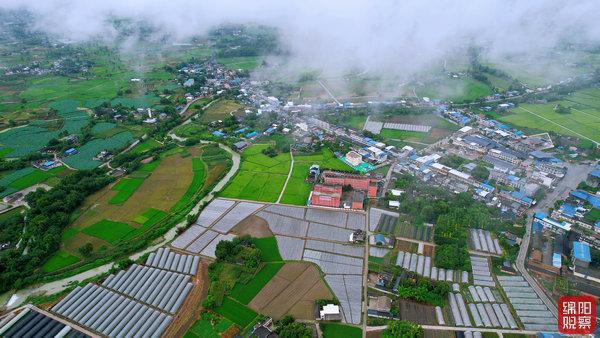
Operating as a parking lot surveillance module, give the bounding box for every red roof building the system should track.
[322,171,379,198]
[310,184,342,208]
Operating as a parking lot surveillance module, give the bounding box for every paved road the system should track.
[3,143,240,310]
[516,163,592,318]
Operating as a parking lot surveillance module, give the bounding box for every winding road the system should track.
[515,163,592,318]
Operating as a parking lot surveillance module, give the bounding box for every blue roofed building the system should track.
[558,203,576,220]
[41,160,55,169]
[245,131,258,138]
[545,218,571,234]
[588,165,600,187]
[501,190,534,207]
[234,127,248,134]
[65,148,77,156]
[212,131,224,137]
[534,211,547,220]
[571,190,600,209]
[537,333,568,338]
[572,241,591,268]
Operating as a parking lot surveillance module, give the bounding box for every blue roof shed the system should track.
[572,241,591,263]
[571,190,600,209]
[212,131,224,137]
[374,234,386,245]
[534,212,547,220]
[559,203,576,218]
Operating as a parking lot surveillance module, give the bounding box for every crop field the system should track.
[254,237,283,262]
[171,157,206,212]
[0,206,25,222]
[41,250,81,273]
[91,122,117,136]
[397,300,438,325]
[184,313,234,338]
[396,223,434,242]
[200,99,243,122]
[320,323,362,338]
[279,149,353,205]
[130,138,161,154]
[0,166,66,197]
[58,146,227,267]
[111,94,160,109]
[414,77,492,103]
[230,262,284,305]
[220,144,291,202]
[497,89,600,145]
[248,262,334,320]
[109,177,145,204]
[82,219,135,244]
[63,131,135,169]
[216,56,261,71]
[377,114,458,147]
[376,214,398,234]
[214,297,258,328]
[0,100,90,158]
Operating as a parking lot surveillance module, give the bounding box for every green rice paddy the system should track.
[82,219,135,244]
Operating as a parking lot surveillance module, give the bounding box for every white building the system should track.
[319,304,342,321]
[346,151,363,166]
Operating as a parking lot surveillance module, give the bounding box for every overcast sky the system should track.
[2,0,599,78]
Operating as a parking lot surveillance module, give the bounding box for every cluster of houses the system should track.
[391,114,571,216]
[3,56,90,77]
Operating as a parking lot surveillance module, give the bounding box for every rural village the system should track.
[0,7,599,338]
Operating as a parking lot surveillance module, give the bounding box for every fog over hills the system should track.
[2,0,599,78]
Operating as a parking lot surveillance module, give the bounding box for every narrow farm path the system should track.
[276,151,294,203]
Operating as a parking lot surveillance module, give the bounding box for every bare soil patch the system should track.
[248,262,333,320]
[397,300,437,325]
[230,215,273,238]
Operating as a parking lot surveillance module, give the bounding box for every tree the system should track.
[383,320,423,338]
[554,104,571,114]
[203,294,216,309]
[275,316,311,338]
[471,164,490,181]
[78,242,93,257]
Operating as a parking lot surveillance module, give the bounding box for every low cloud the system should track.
[2,0,599,79]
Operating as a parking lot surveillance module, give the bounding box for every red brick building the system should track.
[310,184,342,208]
[321,171,379,198]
